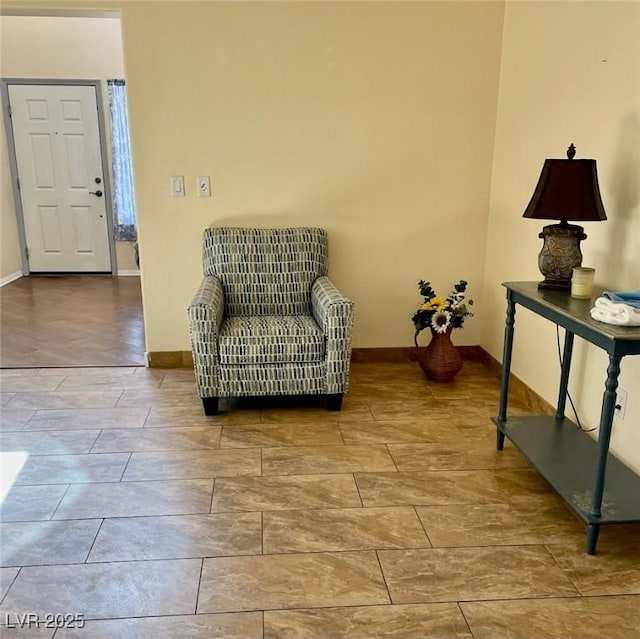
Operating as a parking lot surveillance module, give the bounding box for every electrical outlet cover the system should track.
[197,176,211,197]
[615,387,628,420]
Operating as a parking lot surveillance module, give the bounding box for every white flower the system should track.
[431,310,452,334]
[451,292,465,306]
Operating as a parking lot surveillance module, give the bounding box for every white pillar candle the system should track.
[571,267,595,299]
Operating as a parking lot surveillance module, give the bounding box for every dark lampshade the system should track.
[523,144,607,291]
[523,158,607,222]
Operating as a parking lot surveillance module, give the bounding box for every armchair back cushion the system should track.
[203,227,328,317]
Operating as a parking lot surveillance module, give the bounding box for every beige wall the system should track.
[483,1,640,473]
[1,1,504,349]
[0,14,131,279]
[119,1,504,351]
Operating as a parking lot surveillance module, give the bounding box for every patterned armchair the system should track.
[188,227,354,415]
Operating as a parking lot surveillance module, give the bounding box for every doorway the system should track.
[0,12,145,368]
[3,80,115,273]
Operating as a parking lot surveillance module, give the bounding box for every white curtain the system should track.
[107,79,137,241]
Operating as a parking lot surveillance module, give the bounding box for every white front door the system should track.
[8,84,111,272]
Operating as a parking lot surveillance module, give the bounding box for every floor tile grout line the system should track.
[448,593,611,605]
[413,506,435,548]
[249,542,439,558]
[8,450,132,460]
[456,601,476,638]
[0,510,265,525]
[210,503,442,515]
[8,504,570,527]
[198,592,589,612]
[118,452,134,481]
[35,509,215,522]
[386,443,400,472]
[105,470,391,483]
[208,478,216,514]
[14,476,230,487]
[215,423,224,449]
[1,536,581,568]
[13,426,148,434]
[52,374,67,392]
[48,483,72,521]
[83,517,106,564]
[353,473,365,508]
[141,406,152,427]
[373,550,394,605]
[16,408,36,432]
[0,609,282,625]
[113,388,125,409]
[193,557,205,614]
[86,429,103,454]
[20,546,459,568]
[155,372,168,389]
[337,422,347,445]
[0,566,21,607]
[543,542,584,597]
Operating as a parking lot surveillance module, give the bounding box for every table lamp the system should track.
[523,143,607,290]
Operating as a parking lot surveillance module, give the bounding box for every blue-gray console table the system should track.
[493,281,640,554]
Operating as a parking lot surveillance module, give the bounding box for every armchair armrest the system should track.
[188,276,224,336]
[312,276,354,334]
[188,276,224,363]
[312,277,354,394]
[188,277,224,401]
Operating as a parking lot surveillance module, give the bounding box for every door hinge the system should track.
[25,246,29,260]
[7,104,11,118]
[16,176,20,190]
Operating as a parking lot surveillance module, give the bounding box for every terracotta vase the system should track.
[418,327,462,383]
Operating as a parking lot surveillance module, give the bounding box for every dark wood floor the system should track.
[0,275,145,368]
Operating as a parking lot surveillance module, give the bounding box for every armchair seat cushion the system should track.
[218,315,325,365]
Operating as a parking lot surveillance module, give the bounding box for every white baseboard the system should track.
[117,270,140,276]
[0,271,22,287]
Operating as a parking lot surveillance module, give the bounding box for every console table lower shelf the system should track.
[493,415,640,545]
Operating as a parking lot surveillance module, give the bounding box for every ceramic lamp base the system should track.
[537,222,586,291]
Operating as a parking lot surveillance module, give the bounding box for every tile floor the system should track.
[0,361,639,638]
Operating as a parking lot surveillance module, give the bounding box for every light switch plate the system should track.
[171,176,185,197]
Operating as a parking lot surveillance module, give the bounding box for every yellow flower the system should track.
[430,296,447,310]
[420,302,433,310]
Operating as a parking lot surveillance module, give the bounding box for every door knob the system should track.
[89,190,103,197]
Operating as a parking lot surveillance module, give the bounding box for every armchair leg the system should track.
[202,397,219,416]
[327,393,343,411]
